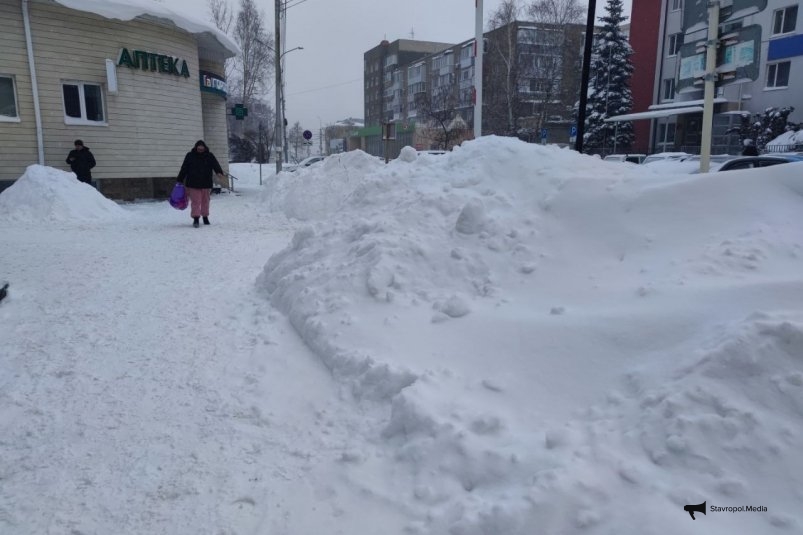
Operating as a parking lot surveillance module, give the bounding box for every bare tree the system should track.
[232,0,274,108]
[414,89,465,150]
[288,121,304,162]
[207,0,236,83]
[485,1,524,135]
[527,0,586,24]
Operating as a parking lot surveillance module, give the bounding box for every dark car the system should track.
[718,154,803,171]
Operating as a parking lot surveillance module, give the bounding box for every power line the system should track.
[287,77,362,97]
[283,0,310,9]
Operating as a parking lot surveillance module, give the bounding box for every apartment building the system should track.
[627,0,802,154]
[361,21,585,157]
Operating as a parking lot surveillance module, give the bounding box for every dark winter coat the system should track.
[177,141,223,189]
[66,147,96,182]
[742,145,759,156]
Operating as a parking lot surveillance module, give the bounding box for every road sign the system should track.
[540,128,548,145]
[231,104,248,120]
[569,125,577,143]
[303,130,312,140]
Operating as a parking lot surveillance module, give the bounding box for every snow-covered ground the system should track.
[2,137,803,534]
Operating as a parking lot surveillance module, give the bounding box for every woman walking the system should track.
[176,140,225,227]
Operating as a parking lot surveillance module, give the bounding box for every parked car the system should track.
[603,153,647,164]
[680,154,738,172]
[717,154,803,171]
[641,152,692,165]
[284,155,325,172]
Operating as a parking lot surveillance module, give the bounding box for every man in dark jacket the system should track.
[177,140,225,227]
[65,139,96,183]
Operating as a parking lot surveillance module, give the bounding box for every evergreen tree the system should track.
[583,0,634,152]
[726,106,798,150]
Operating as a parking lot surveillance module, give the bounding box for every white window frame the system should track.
[657,122,677,151]
[766,61,791,89]
[662,78,676,101]
[62,80,107,126]
[668,33,683,56]
[0,74,20,123]
[772,5,798,36]
[671,0,682,11]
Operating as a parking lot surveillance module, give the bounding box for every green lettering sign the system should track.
[117,48,190,78]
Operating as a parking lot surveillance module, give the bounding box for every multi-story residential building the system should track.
[627,0,802,154]
[360,21,585,158]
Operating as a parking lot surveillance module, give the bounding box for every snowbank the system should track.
[256,136,803,532]
[0,165,130,223]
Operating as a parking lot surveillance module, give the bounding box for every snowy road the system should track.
[1,191,405,534]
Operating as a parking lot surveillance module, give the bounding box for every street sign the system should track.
[540,128,548,145]
[569,125,577,143]
[303,130,312,140]
[231,104,248,120]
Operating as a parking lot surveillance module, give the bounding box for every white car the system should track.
[284,155,325,172]
[641,152,692,165]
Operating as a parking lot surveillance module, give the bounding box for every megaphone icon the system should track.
[684,501,706,520]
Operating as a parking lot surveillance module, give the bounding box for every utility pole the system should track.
[575,0,597,154]
[274,0,282,173]
[699,0,720,173]
[473,0,483,139]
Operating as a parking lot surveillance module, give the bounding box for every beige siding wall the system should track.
[199,59,229,174]
[13,1,208,182]
[0,0,38,181]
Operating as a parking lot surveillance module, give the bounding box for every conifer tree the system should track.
[583,0,634,152]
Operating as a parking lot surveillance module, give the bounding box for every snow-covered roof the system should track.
[52,0,239,59]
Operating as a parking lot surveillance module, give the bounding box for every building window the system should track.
[0,75,19,121]
[662,78,676,100]
[671,0,682,10]
[657,122,676,150]
[766,61,791,88]
[62,81,105,124]
[668,33,683,56]
[772,5,798,35]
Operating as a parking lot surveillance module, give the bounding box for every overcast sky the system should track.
[163,0,632,133]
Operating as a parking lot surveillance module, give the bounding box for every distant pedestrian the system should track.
[176,140,225,228]
[742,139,759,156]
[65,139,96,184]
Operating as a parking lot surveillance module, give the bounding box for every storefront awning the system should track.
[604,106,704,122]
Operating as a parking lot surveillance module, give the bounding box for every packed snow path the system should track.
[0,191,404,534]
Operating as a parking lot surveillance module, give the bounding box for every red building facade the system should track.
[628,0,664,153]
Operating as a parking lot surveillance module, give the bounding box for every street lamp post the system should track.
[280,45,303,165]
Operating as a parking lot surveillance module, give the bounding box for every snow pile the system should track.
[258,138,641,398]
[766,130,803,149]
[257,136,803,533]
[261,149,385,221]
[0,164,130,223]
